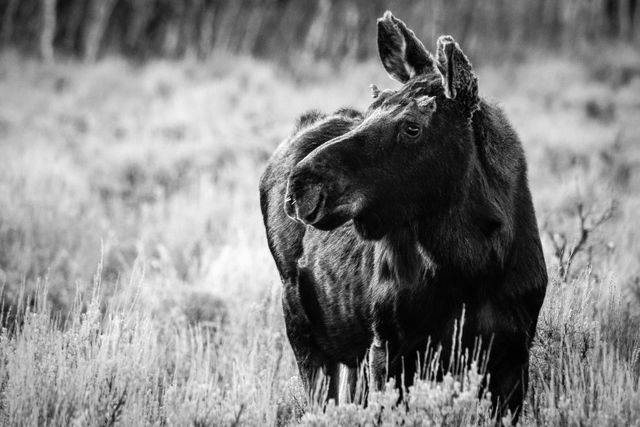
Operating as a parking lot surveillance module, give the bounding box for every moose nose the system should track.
[291,183,326,225]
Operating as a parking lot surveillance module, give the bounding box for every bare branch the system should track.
[545,199,616,282]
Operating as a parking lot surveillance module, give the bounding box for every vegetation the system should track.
[2,0,638,62]
[0,28,640,426]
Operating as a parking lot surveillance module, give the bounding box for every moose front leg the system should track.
[282,283,341,405]
[485,334,532,425]
[369,336,388,391]
[370,300,411,393]
[285,319,342,405]
[488,359,529,425]
[369,334,418,393]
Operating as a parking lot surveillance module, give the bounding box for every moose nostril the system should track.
[294,184,326,224]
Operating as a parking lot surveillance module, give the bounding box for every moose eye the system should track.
[405,124,421,138]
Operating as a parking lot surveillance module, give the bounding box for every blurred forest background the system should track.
[2,0,639,62]
[1,1,640,426]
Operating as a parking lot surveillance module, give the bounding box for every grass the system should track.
[0,47,639,425]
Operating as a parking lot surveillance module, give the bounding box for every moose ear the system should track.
[435,35,479,115]
[377,11,434,83]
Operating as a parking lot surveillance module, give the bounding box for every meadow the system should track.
[0,45,640,425]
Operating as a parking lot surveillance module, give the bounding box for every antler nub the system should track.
[416,95,436,113]
[370,84,381,98]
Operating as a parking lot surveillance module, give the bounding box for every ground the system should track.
[0,47,639,425]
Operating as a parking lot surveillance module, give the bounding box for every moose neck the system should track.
[375,164,511,287]
[374,225,436,286]
[419,154,512,279]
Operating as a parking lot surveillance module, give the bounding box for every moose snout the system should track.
[285,173,327,225]
[289,183,326,225]
[285,157,362,230]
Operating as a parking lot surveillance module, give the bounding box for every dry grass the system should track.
[0,48,639,425]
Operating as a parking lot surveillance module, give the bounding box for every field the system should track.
[1,46,640,425]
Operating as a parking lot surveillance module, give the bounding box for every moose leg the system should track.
[281,285,339,404]
[369,337,421,397]
[485,334,530,425]
[489,360,529,424]
[325,362,342,403]
[388,348,420,393]
[368,337,388,391]
[343,364,365,404]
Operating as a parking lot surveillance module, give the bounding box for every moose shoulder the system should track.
[259,11,547,423]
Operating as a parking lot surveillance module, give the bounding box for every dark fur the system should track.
[259,13,547,423]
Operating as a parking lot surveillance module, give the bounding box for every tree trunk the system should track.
[198,4,216,58]
[605,0,620,37]
[1,0,19,47]
[626,0,638,39]
[126,0,154,55]
[83,0,117,61]
[40,0,57,62]
[62,0,87,54]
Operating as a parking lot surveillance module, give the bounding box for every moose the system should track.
[259,11,547,422]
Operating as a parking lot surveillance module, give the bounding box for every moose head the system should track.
[285,11,481,240]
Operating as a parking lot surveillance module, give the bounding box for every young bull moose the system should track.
[259,11,547,422]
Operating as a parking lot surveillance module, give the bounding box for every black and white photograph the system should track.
[0,1,639,425]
